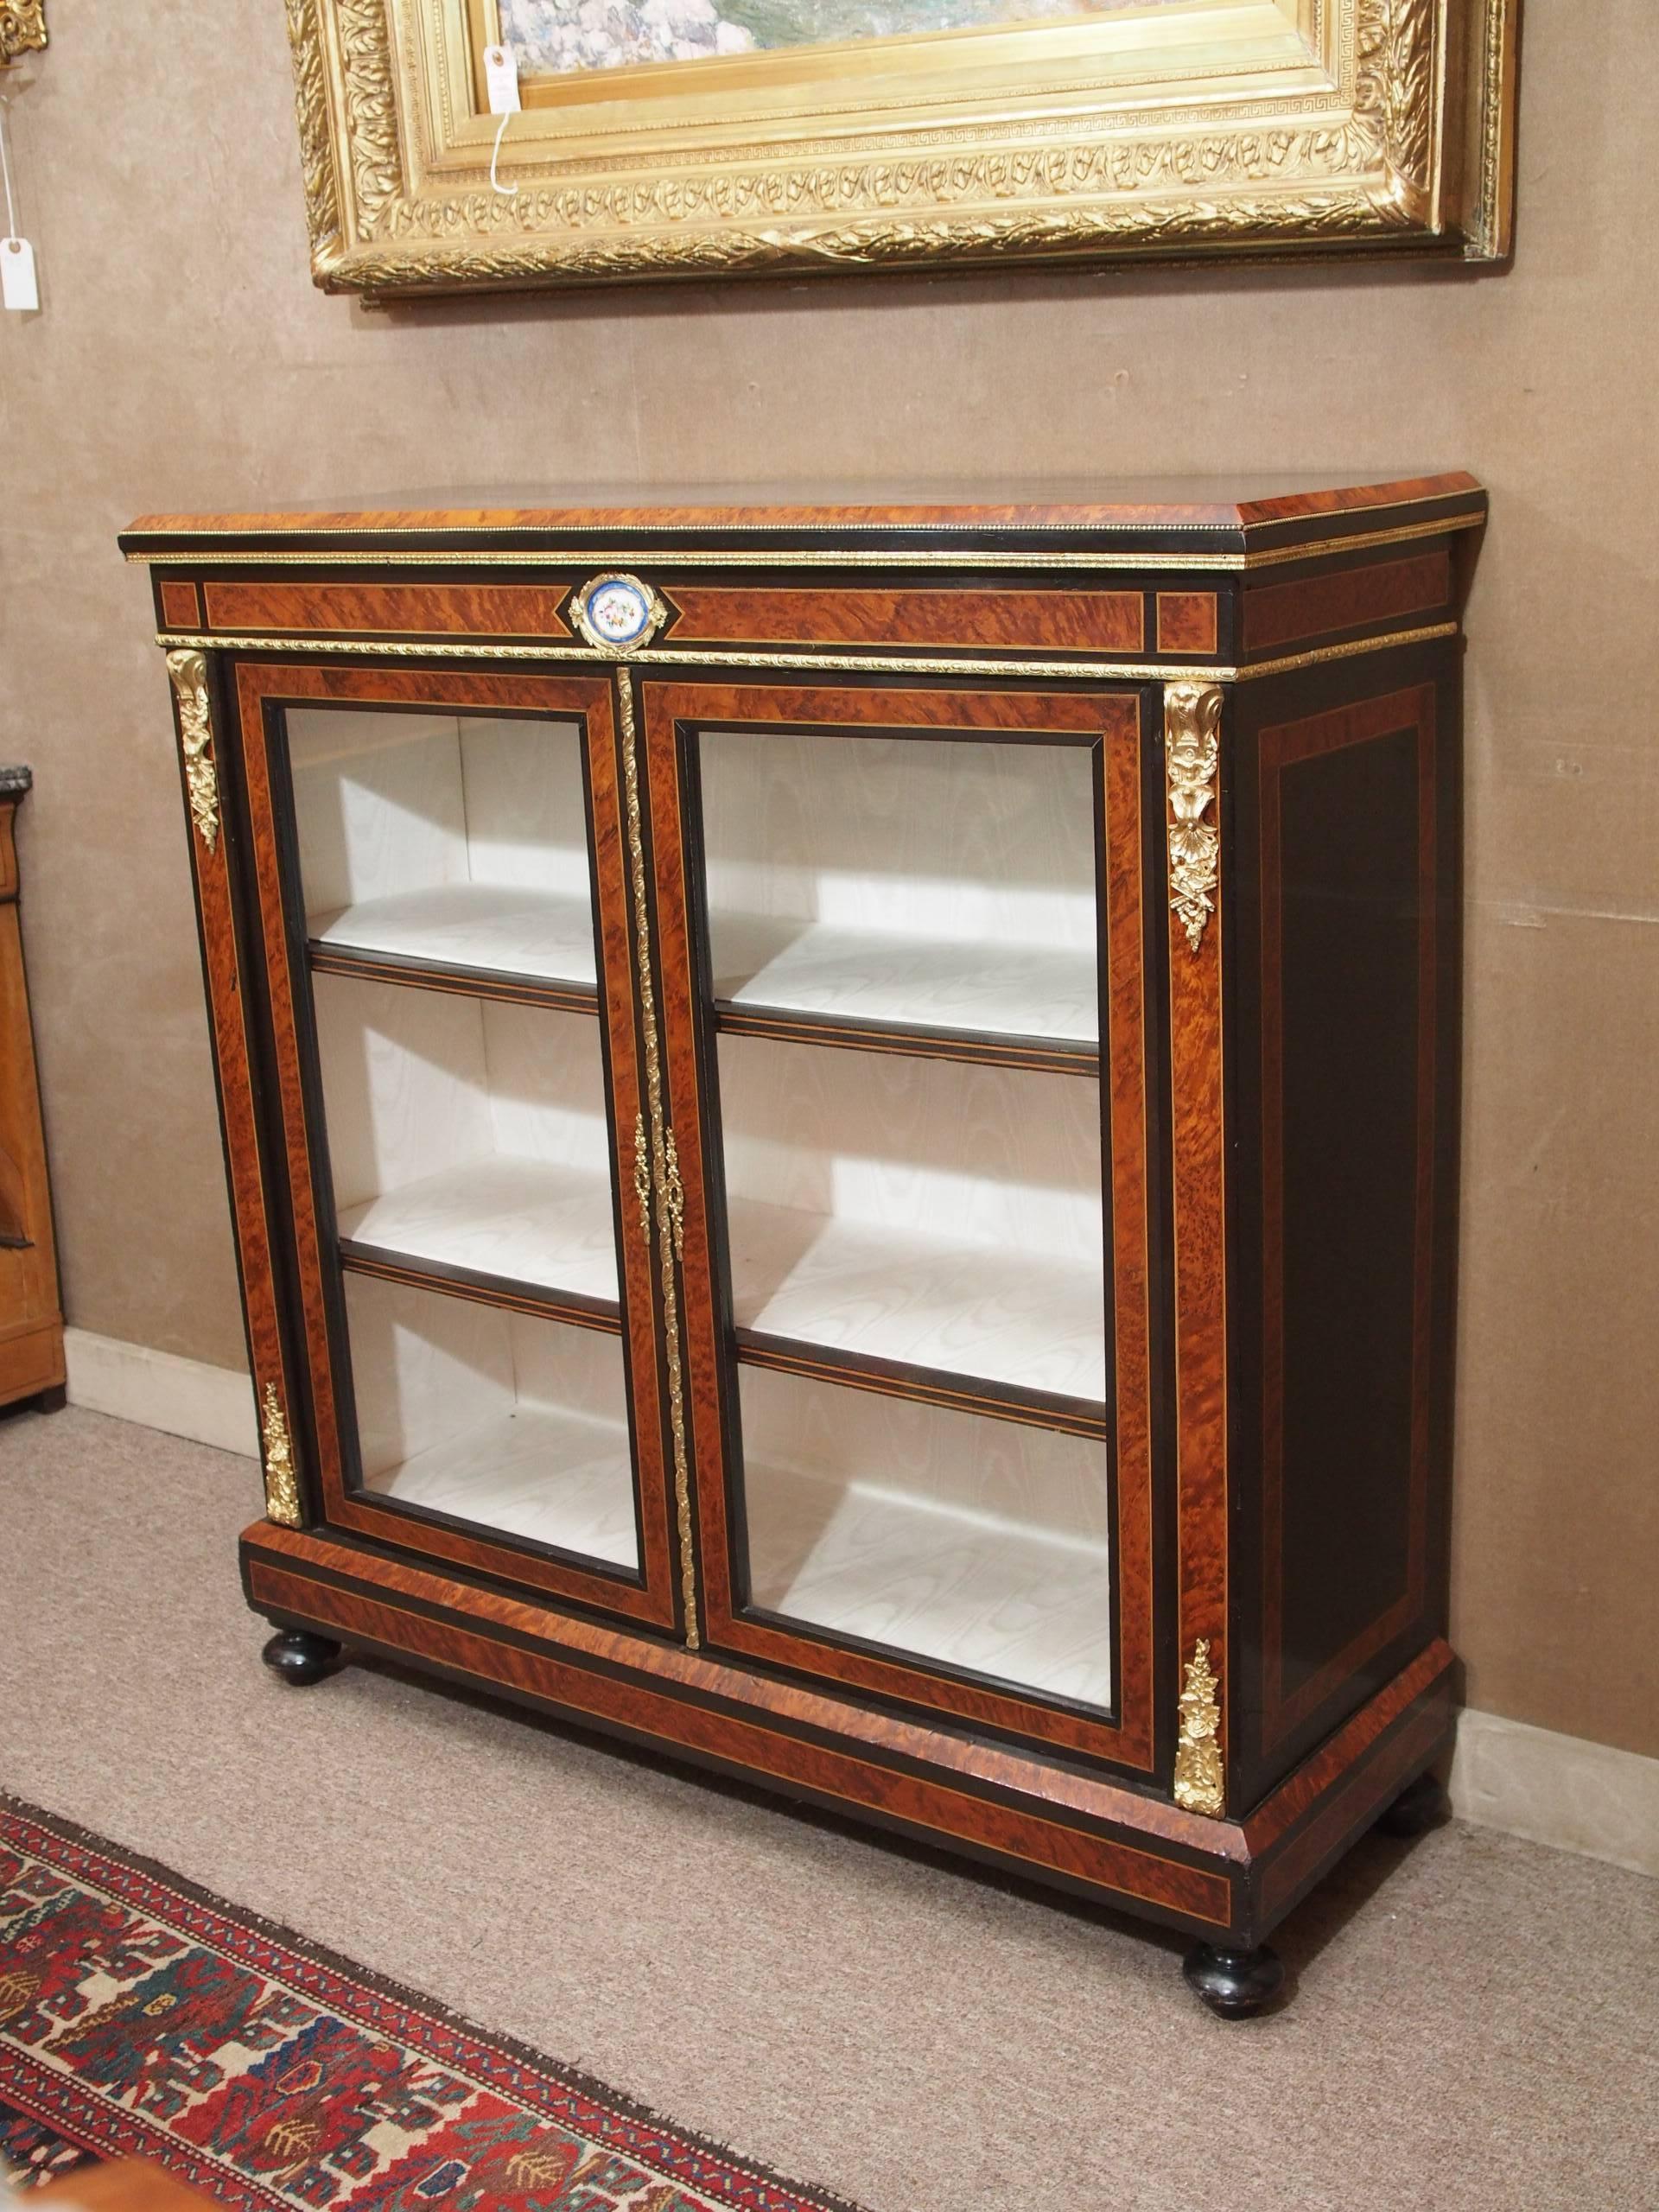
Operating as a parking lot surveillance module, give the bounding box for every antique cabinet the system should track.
[121,477,1483,2014]
[0,766,65,1414]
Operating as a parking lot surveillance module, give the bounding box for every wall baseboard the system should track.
[1447,1708,1658,1878]
[65,1327,258,1460]
[61,1328,1657,1880]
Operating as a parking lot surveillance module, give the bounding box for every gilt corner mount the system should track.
[286,0,1518,299]
[0,3,47,67]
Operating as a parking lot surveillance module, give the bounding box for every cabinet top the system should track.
[123,474,1484,562]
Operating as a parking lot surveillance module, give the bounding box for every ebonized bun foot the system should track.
[1376,1768,1450,1838]
[262,1628,344,1687]
[35,1384,67,1414]
[1183,1942,1286,2019]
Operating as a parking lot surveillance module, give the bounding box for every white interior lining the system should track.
[346,1271,639,1568]
[739,1364,1113,1709]
[700,728,1099,1043]
[720,1033,1105,1398]
[315,976,619,1300]
[289,708,596,982]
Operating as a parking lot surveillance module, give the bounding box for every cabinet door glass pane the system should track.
[285,704,639,1573]
[346,1273,639,1568]
[691,715,1114,1713]
[291,709,597,984]
[741,1367,1112,1708]
[313,978,618,1302]
[720,1035,1104,1399]
[701,728,1098,1043]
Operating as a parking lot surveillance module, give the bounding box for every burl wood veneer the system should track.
[123,475,1484,2017]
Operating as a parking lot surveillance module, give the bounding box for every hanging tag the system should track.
[1,237,37,312]
[483,45,520,114]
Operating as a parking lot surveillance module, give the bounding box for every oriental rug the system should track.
[0,1798,859,2212]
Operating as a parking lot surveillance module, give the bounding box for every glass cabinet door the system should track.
[645,678,1157,1767]
[232,671,677,1630]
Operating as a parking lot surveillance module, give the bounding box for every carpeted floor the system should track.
[2,1406,1654,2212]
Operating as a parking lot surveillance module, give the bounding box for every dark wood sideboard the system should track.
[120,477,1483,2014]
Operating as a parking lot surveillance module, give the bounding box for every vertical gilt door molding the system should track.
[613,666,701,1649]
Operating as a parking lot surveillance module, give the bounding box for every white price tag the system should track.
[1,237,37,312]
[483,44,520,113]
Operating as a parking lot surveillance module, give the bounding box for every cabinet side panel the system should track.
[1230,645,1460,1806]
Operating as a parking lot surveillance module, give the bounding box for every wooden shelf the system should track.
[362,1402,639,1570]
[734,1328,1107,1436]
[335,1157,620,1310]
[309,884,599,1002]
[310,939,598,1015]
[709,916,1098,1052]
[339,1243,621,1333]
[726,1197,1106,1405]
[713,1001,1096,1076]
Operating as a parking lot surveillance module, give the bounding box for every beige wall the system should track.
[2,5,1654,1758]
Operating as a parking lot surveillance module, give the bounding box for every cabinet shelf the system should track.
[335,1156,620,1313]
[309,883,600,1010]
[734,1328,1107,1437]
[361,1402,639,1570]
[726,1196,1107,1405]
[737,1360,1114,1711]
[339,1244,621,1333]
[709,917,1098,1055]
[712,998,1096,1077]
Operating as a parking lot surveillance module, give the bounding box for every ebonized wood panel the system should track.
[1226,644,1461,1810]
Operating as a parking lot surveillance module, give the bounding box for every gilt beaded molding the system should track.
[283,0,1516,297]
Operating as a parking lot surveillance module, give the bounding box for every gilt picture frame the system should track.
[286,0,1518,298]
[0,3,49,67]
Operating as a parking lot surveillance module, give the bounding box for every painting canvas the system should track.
[499,0,1179,75]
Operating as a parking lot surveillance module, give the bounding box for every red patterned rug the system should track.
[0,1797,859,2211]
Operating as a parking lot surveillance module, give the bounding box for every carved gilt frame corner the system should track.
[0,3,48,67]
[285,0,1518,299]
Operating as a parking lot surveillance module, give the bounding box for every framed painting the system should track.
[286,0,1518,296]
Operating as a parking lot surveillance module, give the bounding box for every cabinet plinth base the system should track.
[1182,1941,1286,2018]
[242,1518,1458,1964]
[262,1628,345,1687]
[1376,1768,1450,1839]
